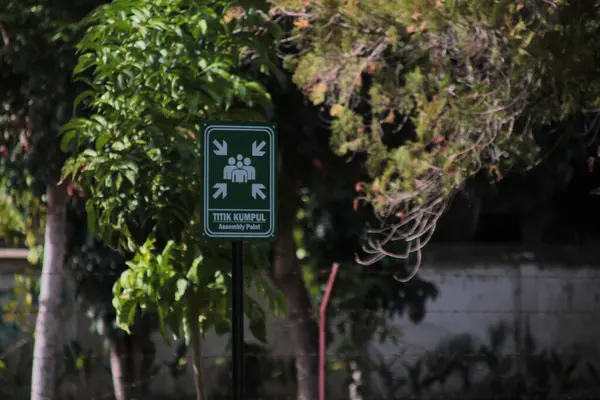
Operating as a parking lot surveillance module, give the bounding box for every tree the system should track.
[65,201,159,400]
[265,81,327,399]
[61,0,284,398]
[271,0,600,271]
[279,95,438,396]
[0,1,105,398]
[0,179,160,400]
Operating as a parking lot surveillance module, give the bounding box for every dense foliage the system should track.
[272,0,600,266]
[0,0,105,191]
[62,0,280,249]
[60,0,286,366]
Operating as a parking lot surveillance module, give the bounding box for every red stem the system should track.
[319,263,339,400]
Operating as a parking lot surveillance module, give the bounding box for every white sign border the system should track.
[203,124,275,238]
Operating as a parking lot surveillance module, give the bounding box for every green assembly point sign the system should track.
[202,121,277,239]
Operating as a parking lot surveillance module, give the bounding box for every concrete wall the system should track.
[372,245,600,395]
[2,245,600,398]
[385,246,600,361]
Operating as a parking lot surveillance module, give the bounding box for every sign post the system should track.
[202,121,277,400]
[231,240,244,400]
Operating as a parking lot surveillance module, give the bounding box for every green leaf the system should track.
[157,305,169,343]
[95,133,111,151]
[73,53,97,75]
[186,256,203,282]
[116,299,137,333]
[121,162,138,185]
[199,19,208,36]
[60,129,77,153]
[86,204,97,235]
[245,296,267,344]
[187,92,201,117]
[73,90,96,115]
[175,278,188,301]
[112,141,126,151]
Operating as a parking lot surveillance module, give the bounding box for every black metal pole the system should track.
[232,240,244,400]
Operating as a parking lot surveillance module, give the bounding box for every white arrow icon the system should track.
[251,184,266,200]
[213,183,227,199]
[213,140,227,156]
[252,141,266,157]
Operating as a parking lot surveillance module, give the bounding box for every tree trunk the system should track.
[31,182,68,400]
[273,208,320,400]
[187,302,206,400]
[136,324,156,395]
[108,322,155,400]
[108,334,133,400]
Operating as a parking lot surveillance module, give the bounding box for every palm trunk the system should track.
[31,182,68,400]
[273,209,320,400]
[187,302,206,400]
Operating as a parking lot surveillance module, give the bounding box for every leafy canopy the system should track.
[61,0,284,341]
[0,0,105,193]
[272,0,600,265]
[62,0,278,249]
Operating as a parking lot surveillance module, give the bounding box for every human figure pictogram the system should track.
[232,160,248,182]
[223,157,236,180]
[223,153,258,184]
[243,157,256,180]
